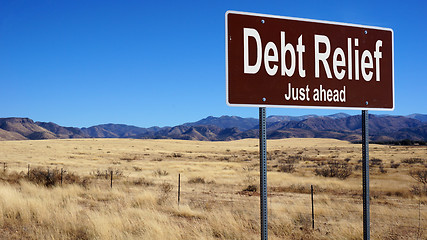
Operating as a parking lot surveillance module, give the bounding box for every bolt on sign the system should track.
[226,11,394,110]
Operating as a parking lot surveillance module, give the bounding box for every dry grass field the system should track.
[0,138,426,239]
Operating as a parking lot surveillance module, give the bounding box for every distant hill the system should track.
[0,128,27,141]
[0,113,426,142]
[0,118,55,140]
[266,114,318,123]
[407,114,427,122]
[266,113,350,123]
[87,124,162,138]
[183,116,258,131]
[36,122,89,139]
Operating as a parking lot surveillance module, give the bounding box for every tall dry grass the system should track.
[0,138,425,239]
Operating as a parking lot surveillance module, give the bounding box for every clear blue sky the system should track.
[1,0,426,128]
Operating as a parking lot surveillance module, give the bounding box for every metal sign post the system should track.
[362,110,370,240]
[259,107,268,240]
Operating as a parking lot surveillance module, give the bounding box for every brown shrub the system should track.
[160,182,173,193]
[379,164,387,174]
[132,177,154,186]
[410,185,427,196]
[188,177,206,184]
[390,163,400,168]
[243,184,257,192]
[157,182,173,205]
[314,160,352,179]
[402,158,424,165]
[370,158,383,166]
[286,155,303,163]
[0,171,25,184]
[28,168,81,187]
[120,155,139,162]
[410,169,427,185]
[153,169,169,177]
[278,164,295,173]
[91,169,110,179]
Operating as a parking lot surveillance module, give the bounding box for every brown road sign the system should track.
[226,11,394,110]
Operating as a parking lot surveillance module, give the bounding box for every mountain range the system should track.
[0,113,426,142]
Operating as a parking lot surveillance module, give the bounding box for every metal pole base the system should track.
[362,110,370,240]
[259,107,268,240]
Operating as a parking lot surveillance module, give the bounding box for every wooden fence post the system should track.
[178,173,181,206]
[110,170,113,188]
[311,185,315,229]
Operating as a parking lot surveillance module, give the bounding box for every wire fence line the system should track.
[0,161,121,176]
[0,161,425,234]
[183,196,426,232]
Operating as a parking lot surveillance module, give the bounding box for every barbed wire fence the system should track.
[0,161,425,237]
